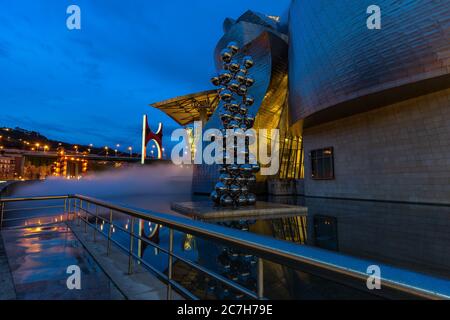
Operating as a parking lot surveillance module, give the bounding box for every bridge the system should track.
[1,148,168,163]
[0,148,170,180]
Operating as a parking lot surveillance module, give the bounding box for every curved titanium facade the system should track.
[289,0,450,127]
[192,11,288,194]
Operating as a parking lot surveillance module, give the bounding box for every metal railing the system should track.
[1,194,450,300]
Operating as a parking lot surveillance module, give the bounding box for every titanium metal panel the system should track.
[288,0,450,126]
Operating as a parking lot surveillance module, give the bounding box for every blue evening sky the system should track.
[0,0,290,151]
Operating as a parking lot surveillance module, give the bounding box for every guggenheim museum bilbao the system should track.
[151,1,450,277]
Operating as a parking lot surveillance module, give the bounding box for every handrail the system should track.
[1,194,450,300]
[0,195,69,202]
[74,204,258,299]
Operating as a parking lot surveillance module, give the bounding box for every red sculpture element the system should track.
[141,114,163,161]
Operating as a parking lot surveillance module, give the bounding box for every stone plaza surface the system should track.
[1,224,124,300]
[171,201,307,221]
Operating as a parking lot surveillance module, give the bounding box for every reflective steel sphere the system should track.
[229,101,240,113]
[215,182,227,193]
[237,85,247,96]
[240,164,253,174]
[227,42,239,54]
[220,111,233,122]
[219,70,232,83]
[223,103,232,112]
[216,85,227,92]
[228,79,240,92]
[220,166,229,174]
[227,120,239,129]
[244,95,254,106]
[233,114,243,123]
[247,193,256,205]
[245,77,255,87]
[235,71,246,84]
[219,89,233,102]
[221,49,233,63]
[211,75,220,86]
[247,175,256,184]
[251,163,260,173]
[220,194,234,206]
[219,173,233,185]
[229,60,240,73]
[242,56,254,69]
[237,194,247,205]
[239,67,248,75]
[235,175,246,185]
[229,184,240,195]
[239,105,247,115]
[245,115,255,127]
[211,190,220,204]
[228,164,239,174]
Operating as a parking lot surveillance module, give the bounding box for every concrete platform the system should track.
[171,201,307,221]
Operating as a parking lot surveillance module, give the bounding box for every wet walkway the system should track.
[1,224,124,300]
[0,233,16,299]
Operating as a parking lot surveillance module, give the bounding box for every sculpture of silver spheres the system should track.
[210,41,259,207]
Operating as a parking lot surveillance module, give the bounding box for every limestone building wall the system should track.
[303,88,450,204]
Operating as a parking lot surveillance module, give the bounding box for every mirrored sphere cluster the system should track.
[210,41,259,207]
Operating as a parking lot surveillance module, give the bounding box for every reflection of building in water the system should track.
[302,197,450,278]
[0,156,17,179]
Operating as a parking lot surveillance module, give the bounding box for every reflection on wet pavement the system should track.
[2,224,124,300]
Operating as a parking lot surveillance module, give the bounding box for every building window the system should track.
[310,147,334,180]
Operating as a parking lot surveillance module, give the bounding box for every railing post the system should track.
[0,201,4,230]
[78,200,82,226]
[107,209,113,256]
[67,198,71,220]
[137,219,143,264]
[72,199,76,221]
[84,202,89,233]
[94,205,98,242]
[167,228,174,300]
[128,217,135,274]
[257,257,264,299]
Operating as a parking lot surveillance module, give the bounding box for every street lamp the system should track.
[162,147,165,159]
[35,143,40,152]
[114,149,118,157]
[74,145,79,154]
[44,145,49,152]
[128,146,132,158]
[151,150,154,159]
[104,146,109,157]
